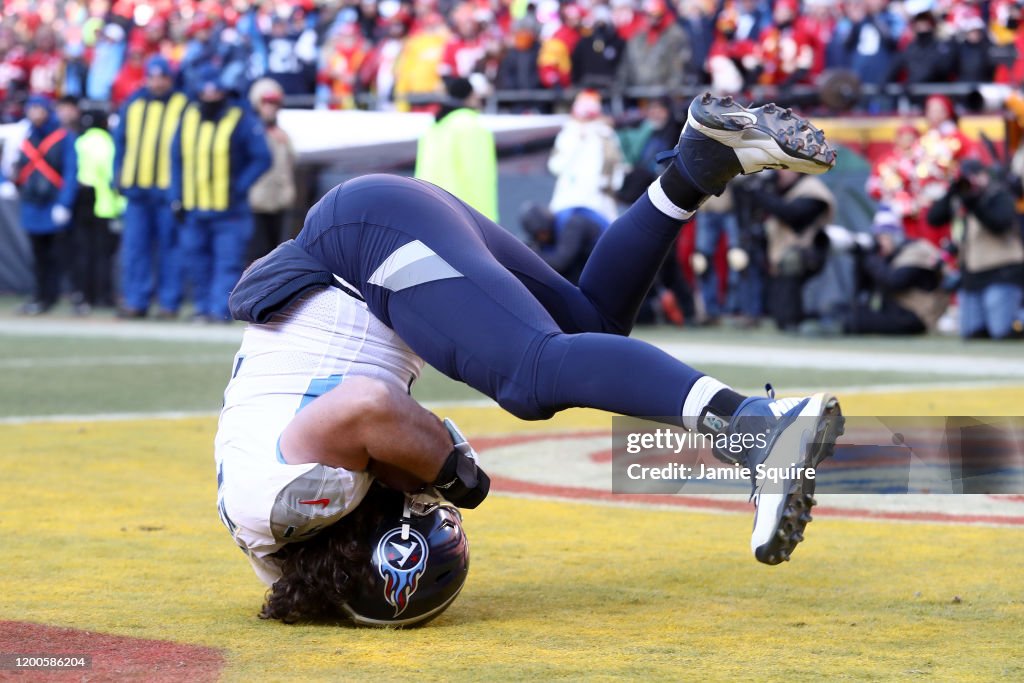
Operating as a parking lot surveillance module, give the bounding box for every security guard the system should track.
[171,67,271,322]
[113,56,188,318]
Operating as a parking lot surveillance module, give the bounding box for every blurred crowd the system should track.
[1,0,1023,339]
[0,0,1022,117]
[522,90,1024,340]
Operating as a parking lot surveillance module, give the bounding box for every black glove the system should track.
[433,449,490,509]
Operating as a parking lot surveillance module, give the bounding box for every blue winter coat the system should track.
[15,114,78,234]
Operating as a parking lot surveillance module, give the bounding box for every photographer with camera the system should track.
[928,159,1024,339]
[734,169,835,331]
[843,209,951,335]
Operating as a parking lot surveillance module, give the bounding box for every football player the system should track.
[216,94,844,626]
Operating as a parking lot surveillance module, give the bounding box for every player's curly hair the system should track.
[259,485,392,624]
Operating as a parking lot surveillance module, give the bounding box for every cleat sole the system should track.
[753,394,843,566]
[687,92,837,175]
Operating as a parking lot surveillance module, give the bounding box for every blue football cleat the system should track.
[730,387,844,565]
[659,93,838,197]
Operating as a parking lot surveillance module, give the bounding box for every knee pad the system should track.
[727,247,749,272]
[690,252,709,276]
[776,248,805,277]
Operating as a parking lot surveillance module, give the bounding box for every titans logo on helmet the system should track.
[376,526,429,617]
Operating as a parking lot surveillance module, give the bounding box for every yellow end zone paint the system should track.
[0,385,1022,679]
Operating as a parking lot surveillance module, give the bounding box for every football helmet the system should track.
[343,488,470,627]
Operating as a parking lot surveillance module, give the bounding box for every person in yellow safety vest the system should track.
[113,56,189,319]
[170,66,271,323]
[414,76,498,222]
[70,108,125,316]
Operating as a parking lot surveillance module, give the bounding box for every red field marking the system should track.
[0,622,224,683]
[477,431,1024,527]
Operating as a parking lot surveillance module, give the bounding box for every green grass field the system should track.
[2,304,1023,681]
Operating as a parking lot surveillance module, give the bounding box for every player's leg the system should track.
[428,94,836,337]
[298,92,844,562]
[297,174,705,421]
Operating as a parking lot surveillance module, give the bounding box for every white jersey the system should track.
[214,286,424,585]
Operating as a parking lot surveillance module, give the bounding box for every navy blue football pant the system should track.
[297,175,704,420]
[120,194,182,313]
[181,211,253,320]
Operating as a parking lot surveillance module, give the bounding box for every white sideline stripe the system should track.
[492,491,1024,527]
[2,379,1021,425]
[657,341,1024,378]
[0,399,500,425]
[0,410,220,425]
[2,320,1021,377]
[0,355,229,369]
[0,319,245,342]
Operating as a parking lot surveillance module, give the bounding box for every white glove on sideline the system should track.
[51,205,71,226]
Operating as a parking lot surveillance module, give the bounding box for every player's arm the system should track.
[278,375,489,507]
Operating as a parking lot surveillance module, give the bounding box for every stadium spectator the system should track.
[868,121,924,220]
[928,159,1024,339]
[617,0,690,92]
[11,94,77,315]
[69,108,122,315]
[738,168,835,331]
[691,188,743,325]
[705,4,756,93]
[548,89,625,222]
[439,2,489,80]
[677,0,717,83]
[415,76,498,220]
[913,94,975,245]
[885,6,956,87]
[732,0,771,42]
[991,0,1024,84]
[356,10,409,111]
[571,5,625,91]
[616,96,680,203]
[495,18,543,95]
[953,12,998,84]
[538,3,582,90]
[752,0,816,87]
[55,95,81,133]
[843,208,951,335]
[263,10,319,102]
[178,13,253,99]
[86,23,126,102]
[832,0,902,88]
[317,22,370,109]
[170,67,271,323]
[113,56,188,319]
[392,11,449,110]
[798,0,837,78]
[25,26,62,99]
[611,0,645,41]
[247,78,297,263]
[520,202,608,285]
[110,43,148,108]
